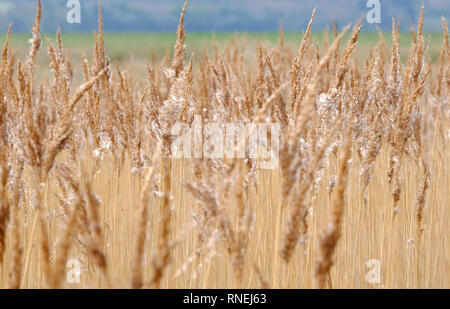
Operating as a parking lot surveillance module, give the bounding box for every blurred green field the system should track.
[4,32,444,57]
[0,31,444,83]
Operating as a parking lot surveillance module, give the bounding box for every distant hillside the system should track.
[0,0,448,33]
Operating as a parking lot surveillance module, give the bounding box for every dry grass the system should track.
[0,1,448,289]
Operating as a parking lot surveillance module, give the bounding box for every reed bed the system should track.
[0,1,448,288]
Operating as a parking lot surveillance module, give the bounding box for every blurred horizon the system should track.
[0,0,448,34]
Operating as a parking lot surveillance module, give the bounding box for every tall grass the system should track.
[0,0,448,288]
